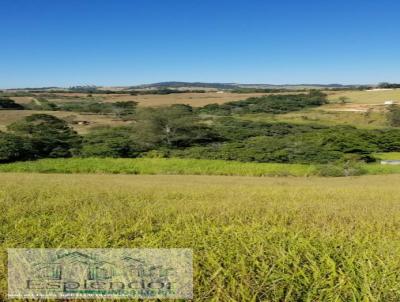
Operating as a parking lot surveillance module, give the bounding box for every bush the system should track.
[317,162,367,177]
[0,97,24,110]
[79,126,146,158]
[0,132,34,162]
[198,91,328,115]
[7,114,81,158]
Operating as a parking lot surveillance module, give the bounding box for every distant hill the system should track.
[3,82,369,92]
[129,82,237,90]
[129,82,361,90]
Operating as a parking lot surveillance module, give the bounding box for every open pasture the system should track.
[327,89,400,105]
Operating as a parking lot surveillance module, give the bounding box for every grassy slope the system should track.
[1,173,400,300]
[238,109,387,129]
[326,89,400,104]
[238,89,400,128]
[1,157,400,176]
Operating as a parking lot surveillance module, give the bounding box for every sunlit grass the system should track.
[0,158,316,177]
[327,89,400,104]
[0,158,399,177]
[1,173,400,301]
[374,152,400,160]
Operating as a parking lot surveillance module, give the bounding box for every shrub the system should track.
[79,126,146,158]
[197,91,328,115]
[0,97,24,110]
[0,132,34,162]
[7,114,81,158]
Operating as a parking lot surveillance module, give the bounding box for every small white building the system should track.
[384,100,397,105]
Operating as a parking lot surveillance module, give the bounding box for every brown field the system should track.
[11,92,268,107]
[7,89,400,108]
[107,92,269,107]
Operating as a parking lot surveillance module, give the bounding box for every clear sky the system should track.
[1,0,400,88]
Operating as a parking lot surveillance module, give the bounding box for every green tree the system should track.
[0,132,34,162]
[134,104,219,148]
[7,114,81,158]
[112,101,137,119]
[80,126,145,157]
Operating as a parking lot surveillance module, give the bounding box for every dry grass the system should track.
[1,173,400,301]
[10,92,269,107]
[92,92,270,107]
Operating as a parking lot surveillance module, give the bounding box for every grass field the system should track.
[9,91,269,107]
[0,158,316,177]
[327,89,400,104]
[239,108,387,129]
[1,173,400,301]
[7,89,400,108]
[374,152,400,160]
[1,158,400,177]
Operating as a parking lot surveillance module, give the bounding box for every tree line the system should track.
[1,91,399,164]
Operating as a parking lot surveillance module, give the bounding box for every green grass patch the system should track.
[0,157,399,177]
[374,152,400,160]
[363,163,400,174]
[0,157,316,177]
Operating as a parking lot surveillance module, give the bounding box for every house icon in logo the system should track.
[32,251,116,281]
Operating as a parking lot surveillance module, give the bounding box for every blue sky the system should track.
[1,0,400,88]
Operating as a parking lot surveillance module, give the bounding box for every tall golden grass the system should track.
[1,173,400,301]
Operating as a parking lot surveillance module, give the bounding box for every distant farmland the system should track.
[10,91,270,107]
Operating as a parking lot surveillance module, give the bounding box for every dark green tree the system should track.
[80,126,145,157]
[0,132,34,162]
[134,104,219,148]
[7,114,81,158]
[0,97,24,110]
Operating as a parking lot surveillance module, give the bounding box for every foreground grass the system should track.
[0,158,316,177]
[1,157,400,177]
[1,173,400,301]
